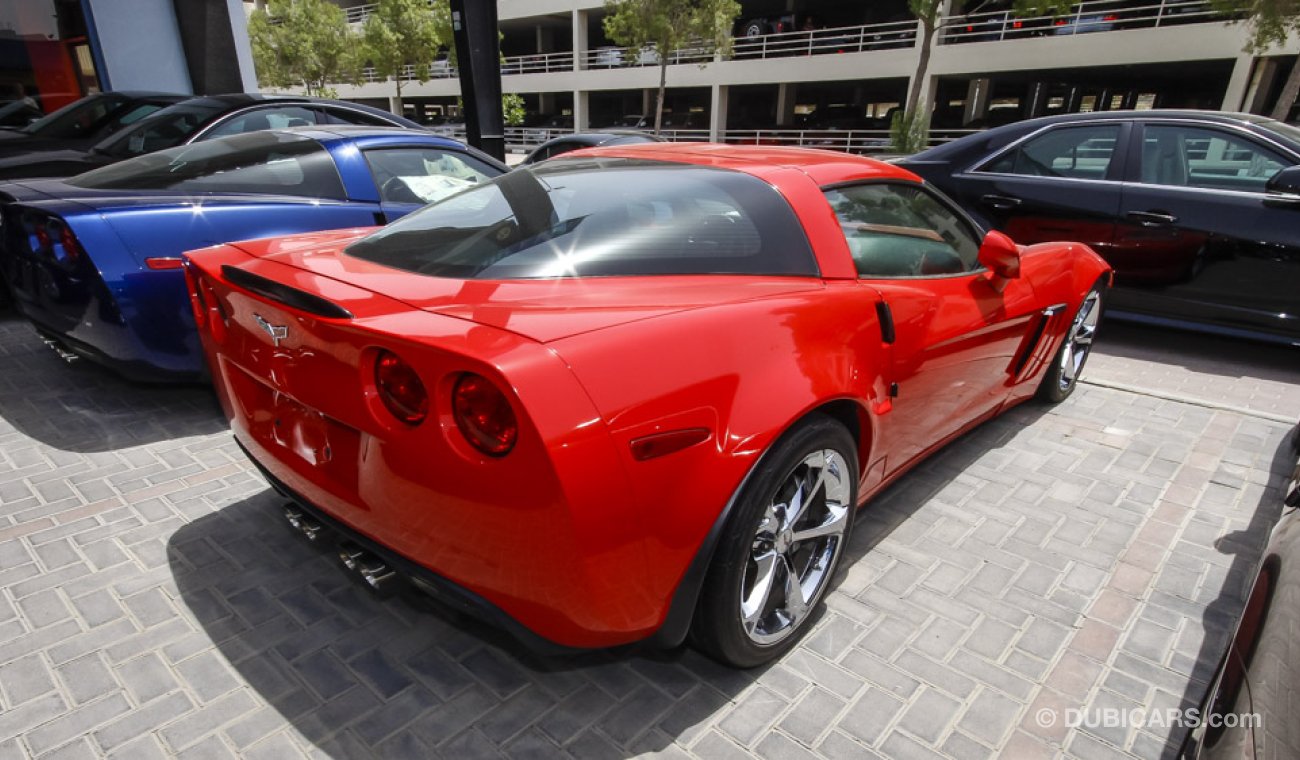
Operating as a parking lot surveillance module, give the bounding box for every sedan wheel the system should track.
[694,415,857,667]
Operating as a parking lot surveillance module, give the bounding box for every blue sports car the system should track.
[0,126,507,380]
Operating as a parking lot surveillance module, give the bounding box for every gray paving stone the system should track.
[897,686,961,744]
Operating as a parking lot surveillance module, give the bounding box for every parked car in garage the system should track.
[1181,422,1300,758]
[899,110,1300,346]
[0,93,421,181]
[520,131,661,164]
[0,127,506,380]
[0,91,184,158]
[185,143,1110,666]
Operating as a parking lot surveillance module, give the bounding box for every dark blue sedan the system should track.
[0,126,507,380]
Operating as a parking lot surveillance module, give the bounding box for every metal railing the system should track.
[718,128,978,153]
[359,63,457,83]
[730,19,918,59]
[501,51,575,75]
[581,43,715,70]
[941,0,1226,44]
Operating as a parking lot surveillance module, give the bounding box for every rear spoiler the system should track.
[220,265,354,319]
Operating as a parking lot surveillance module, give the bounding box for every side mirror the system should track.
[1265,165,1300,195]
[978,230,1021,292]
[1264,165,1300,209]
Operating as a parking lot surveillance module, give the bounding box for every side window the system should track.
[104,103,163,131]
[980,124,1121,180]
[1141,124,1289,192]
[363,147,501,204]
[823,183,981,277]
[202,106,320,139]
[320,106,395,127]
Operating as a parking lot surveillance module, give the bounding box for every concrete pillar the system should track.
[776,82,797,126]
[389,96,402,116]
[574,89,589,130]
[1025,81,1048,118]
[536,25,554,55]
[643,88,655,116]
[573,10,588,71]
[1096,88,1113,111]
[962,77,990,125]
[1064,86,1082,113]
[710,83,728,141]
[539,92,556,115]
[1241,57,1281,114]
[1222,53,1260,112]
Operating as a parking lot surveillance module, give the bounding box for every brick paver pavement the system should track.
[0,312,1296,759]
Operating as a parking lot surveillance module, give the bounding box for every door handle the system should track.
[1126,210,1178,226]
[981,194,1022,210]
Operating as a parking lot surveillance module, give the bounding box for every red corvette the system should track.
[185,144,1110,667]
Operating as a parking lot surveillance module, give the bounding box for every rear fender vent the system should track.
[221,265,353,319]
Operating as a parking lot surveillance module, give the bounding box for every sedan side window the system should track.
[363,147,501,204]
[1140,125,1289,192]
[824,183,981,277]
[202,106,320,139]
[979,124,1121,180]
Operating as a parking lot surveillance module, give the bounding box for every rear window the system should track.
[67,131,345,199]
[345,158,817,279]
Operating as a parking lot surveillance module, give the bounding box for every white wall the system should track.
[86,0,193,93]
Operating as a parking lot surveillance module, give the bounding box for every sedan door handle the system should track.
[1126,210,1178,226]
[981,193,1022,210]
[1263,193,1300,210]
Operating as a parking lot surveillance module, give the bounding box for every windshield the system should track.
[20,93,128,138]
[96,101,228,158]
[68,130,345,199]
[345,158,817,280]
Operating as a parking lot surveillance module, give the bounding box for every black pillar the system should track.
[171,0,244,94]
[450,0,505,161]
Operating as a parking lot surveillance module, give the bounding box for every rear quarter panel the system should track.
[549,282,889,610]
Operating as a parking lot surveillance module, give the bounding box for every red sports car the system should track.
[185,144,1111,667]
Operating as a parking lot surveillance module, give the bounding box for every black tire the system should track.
[692,414,857,668]
[1037,279,1106,403]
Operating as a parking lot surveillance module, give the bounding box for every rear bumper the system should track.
[238,439,583,657]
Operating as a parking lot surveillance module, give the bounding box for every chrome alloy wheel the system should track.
[1059,290,1101,392]
[740,449,851,645]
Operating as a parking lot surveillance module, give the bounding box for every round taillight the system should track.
[32,223,51,253]
[452,373,517,457]
[58,224,81,262]
[375,350,428,425]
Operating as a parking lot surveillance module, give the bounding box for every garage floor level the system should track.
[0,314,1296,760]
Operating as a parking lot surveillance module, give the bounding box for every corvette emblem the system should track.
[254,314,288,347]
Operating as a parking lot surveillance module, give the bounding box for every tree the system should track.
[1210,0,1300,119]
[248,0,356,96]
[892,0,945,153]
[603,0,741,135]
[361,0,451,114]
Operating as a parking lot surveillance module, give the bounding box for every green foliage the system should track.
[889,109,930,154]
[1206,0,1298,52]
[603,0,741,132]
[249,0,356,95]
[502,94,526,126]
[361,0,452,107]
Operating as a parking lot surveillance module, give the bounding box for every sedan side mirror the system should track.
[1264,165,1300,209]
[978,230,1021,292]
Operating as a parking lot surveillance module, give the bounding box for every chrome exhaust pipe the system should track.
[338,542,399,596]
[283,506,324,541]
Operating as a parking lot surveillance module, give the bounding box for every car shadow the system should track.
[0,313,225,452]
[1093,321,1299,385]
[1164,421,1300,759]
[166,398,1055,757]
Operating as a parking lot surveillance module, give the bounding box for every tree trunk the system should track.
[905,15,936,120]
[1270,56,1300,122]
[394,76,403,116]
[654,59,667,136]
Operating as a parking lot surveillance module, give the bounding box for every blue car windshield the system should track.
[344,157,818,279]
[68,131,346,199]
